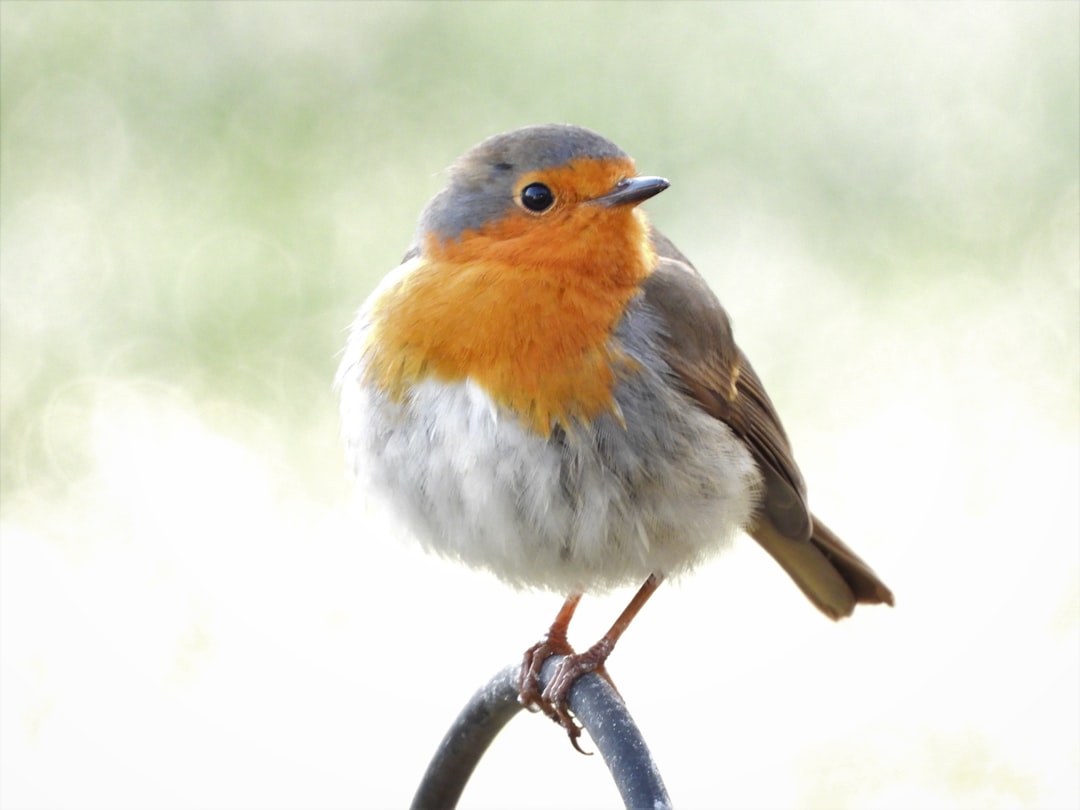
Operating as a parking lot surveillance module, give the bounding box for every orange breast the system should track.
[363,197,658,435]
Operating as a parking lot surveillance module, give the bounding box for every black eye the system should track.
[520,182,555,212]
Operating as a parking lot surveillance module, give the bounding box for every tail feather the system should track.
[750,515,894,620]
[809,517,895,608]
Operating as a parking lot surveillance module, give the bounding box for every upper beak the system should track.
[593,175,670,207]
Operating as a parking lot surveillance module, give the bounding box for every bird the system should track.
[337,123,893,749]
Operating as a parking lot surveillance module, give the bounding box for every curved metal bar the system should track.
[552,659,672,809]
[409,665,523,809]
[410,659,672,809]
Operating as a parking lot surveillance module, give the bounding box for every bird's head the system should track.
[418,124,668,274]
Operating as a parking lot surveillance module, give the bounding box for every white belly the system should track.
[340,365,762,594]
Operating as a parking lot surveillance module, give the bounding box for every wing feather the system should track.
[641,230,893,618]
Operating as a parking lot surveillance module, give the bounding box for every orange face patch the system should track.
[363,157,659,435]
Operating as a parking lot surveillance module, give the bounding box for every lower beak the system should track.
[594,176,670,207]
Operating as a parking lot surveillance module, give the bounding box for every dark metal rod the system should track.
[410,658,672,809]
[408,665,523,809]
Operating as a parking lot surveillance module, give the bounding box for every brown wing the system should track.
[642,233,811,540]
[642,230,894,618]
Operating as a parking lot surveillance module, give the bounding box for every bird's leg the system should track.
[542,574,666,751]
[517,592,582,717]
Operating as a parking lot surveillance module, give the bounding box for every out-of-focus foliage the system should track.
[4,3,1075,499]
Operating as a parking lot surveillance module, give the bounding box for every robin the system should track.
[338,124,893,749]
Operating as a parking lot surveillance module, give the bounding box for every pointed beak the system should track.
[593,175,670,208]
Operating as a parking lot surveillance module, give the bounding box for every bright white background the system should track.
[2,4,1077,809]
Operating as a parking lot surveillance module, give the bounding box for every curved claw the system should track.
[516,577,663,753]
[541,647,616,753]
[517,637,600,752]
[516,634,575,716]
[563,717,590,756]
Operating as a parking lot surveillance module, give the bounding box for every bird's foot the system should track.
[517,632,575,715]
[517,636,616,754]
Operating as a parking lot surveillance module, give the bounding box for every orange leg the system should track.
[519,574,666,752]
[517,592,582,713]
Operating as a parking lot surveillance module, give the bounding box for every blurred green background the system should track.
[2,3,1077,809]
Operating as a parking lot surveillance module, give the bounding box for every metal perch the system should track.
[410,656,672,809]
